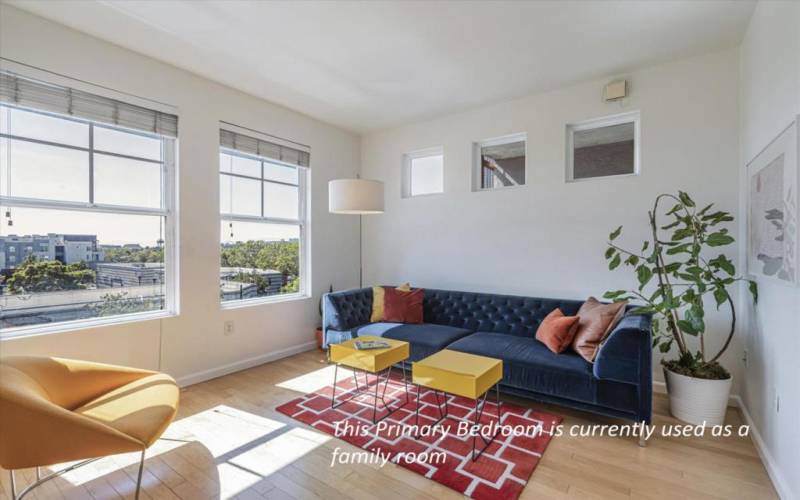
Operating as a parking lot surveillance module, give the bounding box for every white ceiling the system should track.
[6,0,755,133]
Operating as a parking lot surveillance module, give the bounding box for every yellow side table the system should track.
[412,349,503,460]
[329,336,410,423]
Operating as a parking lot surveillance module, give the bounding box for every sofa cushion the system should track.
[358,323,474,361]
[447,332,598,404]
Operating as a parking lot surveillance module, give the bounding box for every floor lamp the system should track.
[328,178,384,288]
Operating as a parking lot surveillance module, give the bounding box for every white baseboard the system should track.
[732,395,793,500]
[652,380,739,407]
[654,382,790,499]
[175,340,317,387]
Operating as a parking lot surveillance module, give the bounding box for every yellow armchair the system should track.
[0,356,179,499]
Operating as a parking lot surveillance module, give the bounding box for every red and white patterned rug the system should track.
[276,371,562,499]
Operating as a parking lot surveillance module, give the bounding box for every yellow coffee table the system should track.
[412,349,503,460]
[329,336,410,424]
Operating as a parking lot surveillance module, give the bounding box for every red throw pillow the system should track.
[535,308,581,354]
[383,287,424,324]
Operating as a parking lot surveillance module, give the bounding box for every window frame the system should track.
[472,132,527,192]
[0,104,179,339]
[218,146,310,309]
[402,146,445,198]
[565,110,640,183]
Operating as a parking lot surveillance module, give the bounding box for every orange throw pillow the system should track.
[571,297,627,362]
[535,308,580,354]
[383,287,424,324]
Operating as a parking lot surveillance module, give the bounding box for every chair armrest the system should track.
[593,313,652,385]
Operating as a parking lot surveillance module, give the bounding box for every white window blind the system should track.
[220,129,310,168]
[0,71,178,138]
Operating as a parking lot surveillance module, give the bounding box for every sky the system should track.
[1,105,300,246]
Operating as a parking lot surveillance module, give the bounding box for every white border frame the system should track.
[218,124,311,309]
[565,110,640,183]
[402,146,445,198]
[472,132,527,192]
[745,116,799,286]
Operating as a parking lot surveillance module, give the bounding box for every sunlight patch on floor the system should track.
[276,364,353,393]
[217,462,263,499]
[229,427,332,478]
[52,404,285,487]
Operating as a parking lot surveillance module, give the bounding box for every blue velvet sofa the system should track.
[323,287,652,424]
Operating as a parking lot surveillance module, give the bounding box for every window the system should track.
[473,133,526,191]
[566,111,640,182]
[1,71,177,335]
[402,147,444,197]
[219,127,308,305]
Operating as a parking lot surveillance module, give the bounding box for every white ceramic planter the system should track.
[664,368,732,426]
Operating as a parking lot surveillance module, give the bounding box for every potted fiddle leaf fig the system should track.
[603,191,757,426]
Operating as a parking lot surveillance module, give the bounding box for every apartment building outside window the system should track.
[0,70,178,336]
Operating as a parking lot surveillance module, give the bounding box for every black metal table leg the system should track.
[470,383,503,461]
[330,363,411,424]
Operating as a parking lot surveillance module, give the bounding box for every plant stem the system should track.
[709,291,736,363]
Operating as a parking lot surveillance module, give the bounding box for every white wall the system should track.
[739,2,800,498]
[0,5,361,383]
[361,49,743,390]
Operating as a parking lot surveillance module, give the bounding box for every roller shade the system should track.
[220,129,310,168]
[0,70,178,138]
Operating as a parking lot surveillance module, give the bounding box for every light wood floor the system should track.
[0,350,778,500]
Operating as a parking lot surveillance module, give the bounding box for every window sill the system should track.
[0,309,177,341]
[472,183,527,193]
[220,292,311,310]
[566,172,639,183]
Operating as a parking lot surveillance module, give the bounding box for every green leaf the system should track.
[666,243,692,255]
[677,319,697,335]
[605,247,616,259]
[609,254,621,270]
[686,304,705,333]
[710,255,735,275]
[603,290,628,300]
[659,340,673,353]
[678,191,695,207]
[661,220,681,230]
[713,288,728,309]
[697,203,714,216]
[666,203,683,216]
[641,241,650,252]
[672,227,694,241]
[748,280,759,304]
[663,262,681,273]
[636,265,653,290]
[625,255,640,266]
[609,226,623,241]
[706,232,735,247]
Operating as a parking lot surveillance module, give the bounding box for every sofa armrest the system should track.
[322,288,373,346]
[593,313,652,385]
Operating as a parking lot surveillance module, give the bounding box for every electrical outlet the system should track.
[224,321,235,336]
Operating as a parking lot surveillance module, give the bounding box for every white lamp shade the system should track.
[328,179,384,214]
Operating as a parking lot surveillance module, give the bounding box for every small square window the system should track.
[402,148,444,198]
[473,134,526,191]
[566,111,639,182]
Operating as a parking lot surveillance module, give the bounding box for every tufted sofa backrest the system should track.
[423,289,584,337]
[323,286,588,338]
[323,287,373,331]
